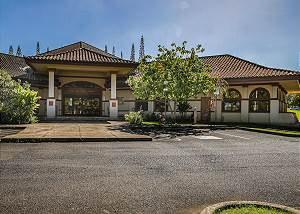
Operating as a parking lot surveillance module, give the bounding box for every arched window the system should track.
[222,89,241,112]
[249,88,270,112]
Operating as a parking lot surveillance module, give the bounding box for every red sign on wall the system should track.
[112,102,116,107]
[49,101,54,106]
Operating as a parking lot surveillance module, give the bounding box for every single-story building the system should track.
[1,41,299,125]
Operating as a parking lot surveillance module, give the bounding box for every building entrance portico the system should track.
[24,41,138,119]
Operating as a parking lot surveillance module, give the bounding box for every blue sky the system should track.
[0,0,299,70]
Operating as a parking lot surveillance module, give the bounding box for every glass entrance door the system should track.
[64,97,101,116]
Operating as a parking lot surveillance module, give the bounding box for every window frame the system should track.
[249,87,270,113]
[222,89,242,112]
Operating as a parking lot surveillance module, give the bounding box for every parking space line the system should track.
[193,136,222,140]
[215,132,251,140]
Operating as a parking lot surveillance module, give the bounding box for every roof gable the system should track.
[26,41,137,66]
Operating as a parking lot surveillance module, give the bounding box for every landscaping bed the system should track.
[129,121,300,138]
[214,205,293,214]
[201,201,299,214]
[125,124,207,139]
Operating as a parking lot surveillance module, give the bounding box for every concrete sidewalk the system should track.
[0,122,152,142]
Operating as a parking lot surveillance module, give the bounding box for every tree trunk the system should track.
[167,101,177,123]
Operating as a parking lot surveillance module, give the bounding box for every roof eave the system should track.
[225,75,300,83]
[25,58,139,68]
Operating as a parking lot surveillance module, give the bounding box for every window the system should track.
[249,88,270,112]
[279,89,287,113]
[222,89,241,112]
[135,100,148,111]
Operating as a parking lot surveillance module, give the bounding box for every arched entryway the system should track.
[62,81,103,116]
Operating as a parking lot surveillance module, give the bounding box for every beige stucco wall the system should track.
[34,75,295,125]
[222,113,241,122]
[59,77,106,88]
[249,113,270,123]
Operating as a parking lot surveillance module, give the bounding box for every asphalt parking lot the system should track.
[0,129,299,213]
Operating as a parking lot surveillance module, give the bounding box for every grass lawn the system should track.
[248,127,300,136]
[288,109,300,122]
[215,205,292,214]
[142,121,160,125]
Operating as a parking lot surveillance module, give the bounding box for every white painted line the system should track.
[216,132,251,140]
[193,136,222,140]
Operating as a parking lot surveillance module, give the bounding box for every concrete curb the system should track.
[0,126,26,129]
[200,201,300,214]
[238,127,300,138]
[0,137,152,143]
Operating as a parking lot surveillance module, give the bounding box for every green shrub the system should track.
[0,70,40,124]
[124,111,143,125]
[143,112,159,122]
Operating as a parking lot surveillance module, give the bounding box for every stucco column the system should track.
[109,72,118,118]
[216,99,222,122]
[148,101,154,113]
[47,69,56,118]
[241,85,249,122]
[270,85,279,124]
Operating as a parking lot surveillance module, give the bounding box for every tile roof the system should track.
[200,54,300,80]
[0,53,29,77]
[2,49,299,83]
[26,41,137,66]
[0,53,50,85]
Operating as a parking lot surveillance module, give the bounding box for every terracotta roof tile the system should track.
[26,41,136,66]
[0,53,28,77]
[200,54,300,79]
[0,53,49,84]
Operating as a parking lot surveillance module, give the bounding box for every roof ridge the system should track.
[36,41,126,61]
[79,41,121,59]
[200,54,229,59]
[79,45,132,62]
[38,41,82,56]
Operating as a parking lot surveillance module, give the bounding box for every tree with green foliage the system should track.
[177,101,192,120]
[8,45,13,55]
[130,43,135,62]
[104,45,108,53]
[47,47,50,52]
[112,46,115,56]
[16,45,22,56]
[139,35,145,61]
[121,51,123,59]
[36,41,40,55]
[128,41,226,120]
[0,70,40,124]
[287,94,300,108]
